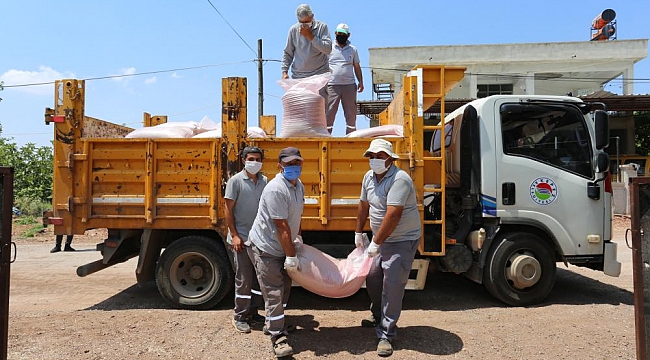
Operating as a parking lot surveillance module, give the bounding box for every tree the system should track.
[0,124,53,213]
[634,111,650,155]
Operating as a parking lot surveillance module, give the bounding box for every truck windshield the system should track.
[500,103,594,178]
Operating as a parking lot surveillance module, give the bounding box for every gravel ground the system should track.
[6,216,636,359]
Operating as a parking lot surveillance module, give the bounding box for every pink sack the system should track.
[288,242,373,298]
[345,124,403,138]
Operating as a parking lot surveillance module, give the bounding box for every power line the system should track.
[204,0,256,56]
[2,60,256,88]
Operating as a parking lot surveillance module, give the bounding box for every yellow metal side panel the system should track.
[88,140,148,223]
[250,138,410,231]
[260,115,277,137]
[153,140,214,221]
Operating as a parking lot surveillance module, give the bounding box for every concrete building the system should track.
[369,39,647,99]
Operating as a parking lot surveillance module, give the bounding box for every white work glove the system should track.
[294,234,303,244]
[367,241,380,257]
[284,256,300,272]
[355,233,369,248]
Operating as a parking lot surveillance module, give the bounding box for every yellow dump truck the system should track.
[45,65,619,309]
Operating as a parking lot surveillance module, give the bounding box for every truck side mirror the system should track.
[597,152,610,173]
[594,110,609,150]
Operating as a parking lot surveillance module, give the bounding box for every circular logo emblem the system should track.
[529,177,558,205]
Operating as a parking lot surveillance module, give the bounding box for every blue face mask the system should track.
[282,165,302,181]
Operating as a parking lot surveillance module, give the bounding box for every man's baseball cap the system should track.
[363,139,399,159]
[278,147,303,163]
[335,23,350,34]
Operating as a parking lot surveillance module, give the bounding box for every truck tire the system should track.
[483,231,556,306]
[155,235,233,310]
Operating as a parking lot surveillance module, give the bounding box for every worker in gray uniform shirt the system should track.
[248,147,305,358]
[326,23,364,135]
[355,139,422,357]
[225,146,268,334]
[281,4,332,106]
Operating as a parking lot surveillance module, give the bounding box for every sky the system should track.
[1,1,648,148]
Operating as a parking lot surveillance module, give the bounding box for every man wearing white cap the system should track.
[354,139,421,357]
[326,23,364,135]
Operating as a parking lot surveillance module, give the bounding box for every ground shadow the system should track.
[284,314,462,357]
[84,266,633,312]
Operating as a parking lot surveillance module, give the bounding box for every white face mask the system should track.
[244,161,262,175]
[369,158,389,174]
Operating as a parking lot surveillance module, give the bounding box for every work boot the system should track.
[249,312,265,324]
[232,319,251,334]
[272,335,293,358]
[50,245,61,253]
[361,314,378,328]
[377,339,393,357]
[63,244,76,252]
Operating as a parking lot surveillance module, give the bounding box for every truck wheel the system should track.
[483,231,556,306]
[156,235,233,310]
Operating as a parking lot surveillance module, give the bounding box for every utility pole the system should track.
[257,39,263,126]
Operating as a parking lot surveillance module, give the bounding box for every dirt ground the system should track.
[6,217,637,359]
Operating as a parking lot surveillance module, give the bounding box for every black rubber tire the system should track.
[483,231,557,306]
[155,235,233,310]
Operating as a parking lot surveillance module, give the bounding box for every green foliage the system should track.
[14,215,38,225]
[634,111,650,156]
[22,223,46,238]
[0,124,54,210]
[14,196,51,216]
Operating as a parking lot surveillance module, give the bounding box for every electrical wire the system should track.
[204,0,256,56]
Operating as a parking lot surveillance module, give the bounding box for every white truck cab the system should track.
[431,95,621,305]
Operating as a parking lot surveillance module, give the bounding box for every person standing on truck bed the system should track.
[281,4,332,104]
[248,147,305,358]
[354,139,421,357]
[225,146,268,334]
[326,22,363,135]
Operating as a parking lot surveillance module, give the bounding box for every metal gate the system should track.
[0,167,14,360]
[630,177,650,360]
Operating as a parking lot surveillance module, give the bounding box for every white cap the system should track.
[335,23,350,34]
[363,139,399,159]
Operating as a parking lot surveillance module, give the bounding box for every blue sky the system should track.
[1,1,648,147]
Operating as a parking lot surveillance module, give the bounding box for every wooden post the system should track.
[0,167,15,360]
[631,177,650,360]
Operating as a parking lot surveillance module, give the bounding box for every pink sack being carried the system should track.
[288,242,373,298]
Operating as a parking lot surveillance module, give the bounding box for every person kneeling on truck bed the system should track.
[248,147,305,358]
[355,139,421,357]
[225,146,268,334]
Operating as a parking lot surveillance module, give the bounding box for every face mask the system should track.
[336,34,349,45]
[282,165,302,181]
[369,158,389,175]
[244,161,262,175]
[300,21,313,29]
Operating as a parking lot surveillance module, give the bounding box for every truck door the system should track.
[494,100,604,257]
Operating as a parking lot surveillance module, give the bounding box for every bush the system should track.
[14,196,51,217]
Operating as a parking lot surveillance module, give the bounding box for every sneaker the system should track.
[50,246,61,253]
[63,245,76,252]
[361,314,378,328]
[263,324,296,336]
[249,312,265,324]
[272,335,293,358]
[232,319,251,334]
[377,339,393,357]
